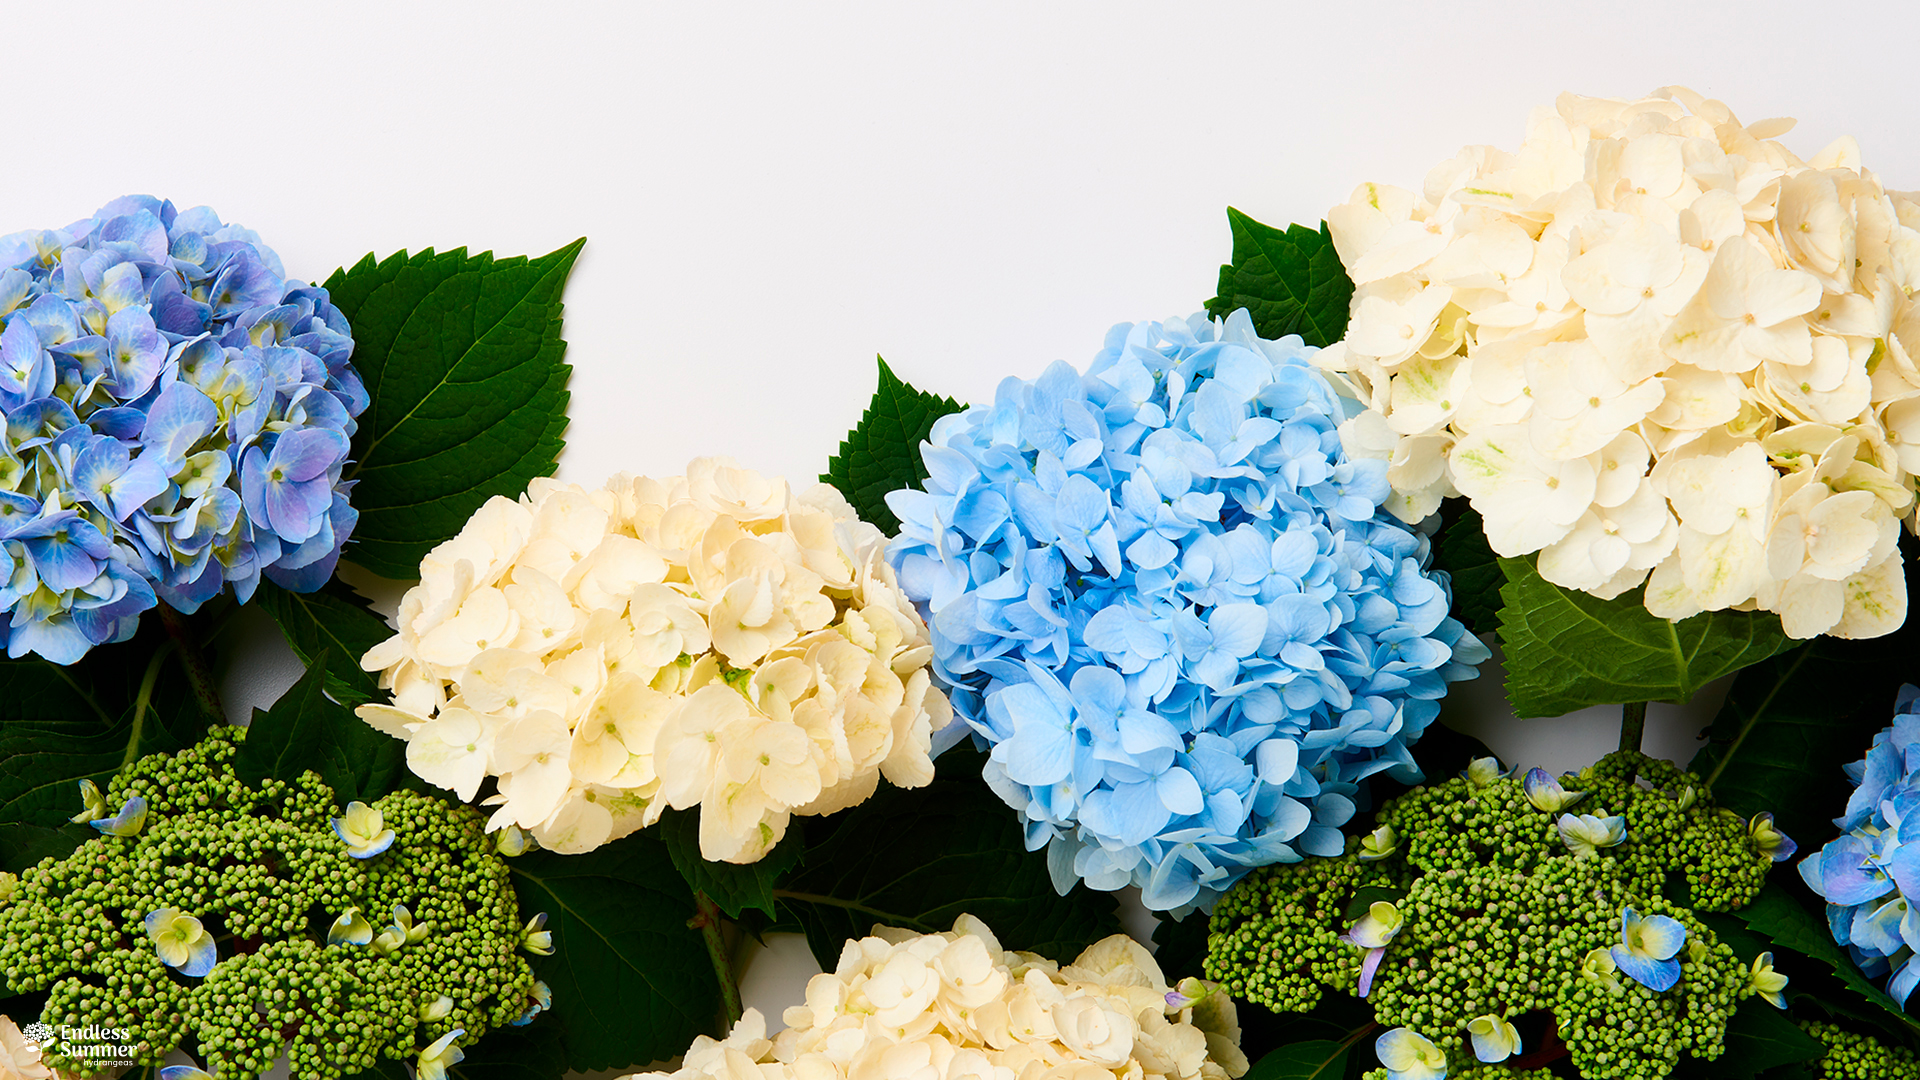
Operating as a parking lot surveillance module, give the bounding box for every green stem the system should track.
[158,604,226,723]
[121,641,175,773]
[1619,701,1648,755]
[689,891,742,1028]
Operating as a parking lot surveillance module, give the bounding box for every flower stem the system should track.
[1618,701,1648,754]
[689,891,742,1028]
[158,604,226,723]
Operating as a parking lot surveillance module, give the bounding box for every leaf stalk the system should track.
[158,604,226,723]
[689,890,742,1028]
[1618,700,1648,754]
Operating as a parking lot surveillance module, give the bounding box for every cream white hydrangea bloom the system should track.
[1320,86,1920,638]
[357,457,950,861]
[621,915,1248,1080]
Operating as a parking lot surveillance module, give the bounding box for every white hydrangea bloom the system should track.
[358,457,950,860]
[619,916,1248,1080]
[1321,87,1920,638]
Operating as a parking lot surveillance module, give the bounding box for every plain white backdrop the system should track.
[5,1,1916,1071]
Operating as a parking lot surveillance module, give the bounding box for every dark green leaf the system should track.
[776,748,1121,969]
[1206,209,1353,347]
[449,1020,569,1080]
[661,809,805,920]
[1342,886,1407,921]
[233,651,337,789]
[255,579,392,706]
[0,625,212,826]
[821,356,963,534]
[232,651,409,806]
[1496,555,1793,717]
[1735,883,1920,1034]
[1432,501,1501,638]
[0,823,92,873]
[327,241,583,579]
[1151,910,1210,983]
[1716,1004,1826,1076]
[1245,1040,1350,1080]
[508,830,719,1071]
[1691,546,1920,846]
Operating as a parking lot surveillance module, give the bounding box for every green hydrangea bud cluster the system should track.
[1363,1066,1555,1080]
[0,727,544,1079]
[1205,751,1779,1080]
[1801,1021,1920,1079]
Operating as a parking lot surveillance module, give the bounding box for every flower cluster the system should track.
[1319,87,1920,639]
[886,310,1486,911]
[1205,752,1789,1079]
[1799,685,1920,1003]
[0,196,365,662]
[357,458,950,861]
[624,915,1248,1080]
[0,728,545,1080]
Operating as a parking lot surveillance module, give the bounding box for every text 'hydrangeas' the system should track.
[1799,684,1920,1004]
[624,915,1248,1080]
[0,196,365,662]
[1205,752,1790,1079]
[1321,87,1920,638]
[1,728,544,1079]
[886,310,1487,911]
[358,458,951,861]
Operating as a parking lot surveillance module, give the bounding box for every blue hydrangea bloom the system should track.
[0,196,364,663]
[1800,685,1920,1006]
[885,310,1488,912]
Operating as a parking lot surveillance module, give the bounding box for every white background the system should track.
[6,1,1918,1073]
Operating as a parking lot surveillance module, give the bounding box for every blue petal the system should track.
[1611,946,1680,992]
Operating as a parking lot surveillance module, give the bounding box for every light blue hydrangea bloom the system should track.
[885,310,1488,911]
[1800,685,1920,1005]
[0,196,364,663]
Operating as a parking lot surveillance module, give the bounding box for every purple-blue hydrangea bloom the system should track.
[1800,684,1920,1006]
[0,196,364,663]
[885,310,1489,912]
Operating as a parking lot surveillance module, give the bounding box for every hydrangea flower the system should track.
[1467,1014,1521,1063]
[1800,685,1920,1004]
[628,915,1249,1080]
[1375,1027,1447,1080]
[145,907,216,977]
[357,460,951,861]
[1319,88,1920,639]
[331,801,394,859]
[0,196,364,663]
[1612,905,1688,991]
[886,311,1486,910]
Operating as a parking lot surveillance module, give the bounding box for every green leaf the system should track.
[232,651,409,806]
[774,748,1121,969]
[1735,883,1920,1034]
[660,809,806,920]
[507,831,719,1072]
[1716,1004,1827,1077]
[1342,886,1407,921]
[448,1021,569,1080]
[1432,501,1502,638]
[0,823,92,874]
[1205,209,1353,347]
[1495,555,1794,718]
[1245,1040,1350,1080]
[0,626,212,826]
[254,579,392,706]
[1691,547,1920,846]
[1151,910,1210,983]
[326,241,583,579]
[821,356,964,534]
